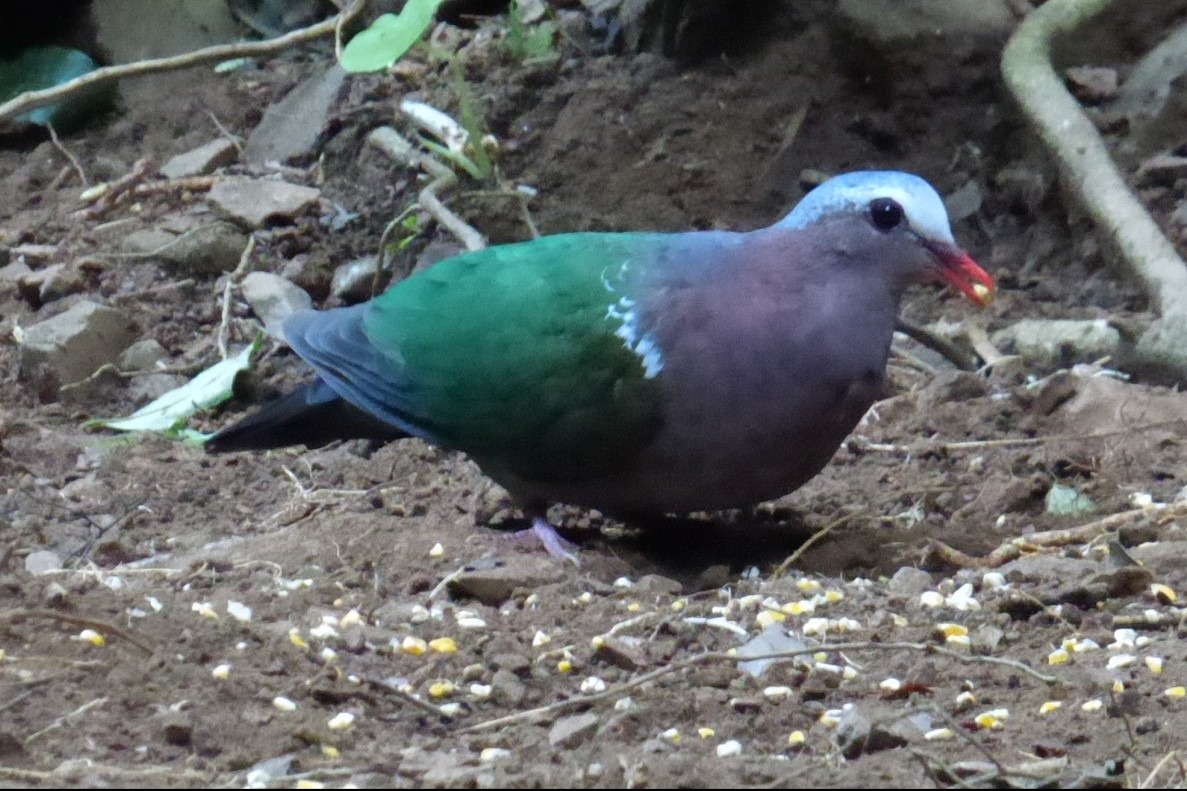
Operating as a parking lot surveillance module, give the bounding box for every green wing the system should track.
[361,233,666,483]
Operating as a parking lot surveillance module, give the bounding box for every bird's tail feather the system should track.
[205,380,407,453]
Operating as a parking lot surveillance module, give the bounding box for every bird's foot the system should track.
[508,517,581,567]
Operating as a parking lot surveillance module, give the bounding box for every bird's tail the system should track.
[205,380,407,453]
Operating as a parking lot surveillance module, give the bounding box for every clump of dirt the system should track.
[2,3,1187,788]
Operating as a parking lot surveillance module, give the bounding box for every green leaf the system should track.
[340,1,444,73]
[1044,484,1097,516]
[87,342,258,436]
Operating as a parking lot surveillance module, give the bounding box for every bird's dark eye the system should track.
[868,198,904,231]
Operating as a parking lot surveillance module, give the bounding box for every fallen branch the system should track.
[1002,0,1187,379]
[0,0,366,123]
[367,126,486,252]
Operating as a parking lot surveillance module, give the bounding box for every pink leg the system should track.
[509,516,580,566]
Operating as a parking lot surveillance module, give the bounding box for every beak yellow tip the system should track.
[972,282,993,305]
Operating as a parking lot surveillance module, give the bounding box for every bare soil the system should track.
[2,3,1187,788]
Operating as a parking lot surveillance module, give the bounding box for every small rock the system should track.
[208,177,321,229]
[17,263,85,305]
[971,624,1005,652]
[121,220,248,276]
[25,550,63,575]
[160,138,238,178]
[128,373,187,404]
[280,254,331,301]
[245,63,347,166]
[0,258,33,282]
[331,256,380,303]
[60,474,108,505]
[490,669,526,705]
[18,301,138,399]
[1044,484,1097,516]
[835,706,872,759]
[593,636,646,671]
[944,180,983,223]
[887,566,933,598]
[992,319,1121,366]
[635,574,682,596]
[489,653,532,675]
[548,712,600,749]
[119,339,169,371]
[448,558,563,605]
[1065,66,1118,102]
[240,271,312,340]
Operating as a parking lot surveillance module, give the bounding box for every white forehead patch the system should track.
[776,170,955,244]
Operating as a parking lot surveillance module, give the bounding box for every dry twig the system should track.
[0,608,154,655]
[0,1,367,124]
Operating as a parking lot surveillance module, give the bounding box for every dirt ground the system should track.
[3,1,1187,787]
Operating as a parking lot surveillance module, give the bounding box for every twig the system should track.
[964,323,1008,367]
[460,640,1056,733]
[25,697,108,743]
[366,678,456,720]
[0,1,368,123]
[1141,751,1183,789]
[895,318,976,370]
[0,609,153,655]
[770,511,860,578]
[79,157,157,219]
[367,126,487,252]
[46,123,88,187]
[219,235,257,359]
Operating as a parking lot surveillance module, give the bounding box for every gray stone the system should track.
[834,706,872,759]
[0,258,33,282]
[25,550,63,575]
[240,272,312,340]
[18,301,138,398]
[886,566,933,598]
[160,138,238,178]
[944,180,982,224]
[245,64,347,166]
[208,177,321,229]
[33,264,85,303]
[592,635,645,671]
[548,712,600,749]
[836,705,908,758]
[490,669,526,705]
[448,557,563,605]
[1065,66,1118,102]
[128,373,187,404]
[119,339,169,371]
[991,319,1121,365]
[331,256,379,303]
[121,220,248,276]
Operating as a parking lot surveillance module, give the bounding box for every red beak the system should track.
[926,241,995,306]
